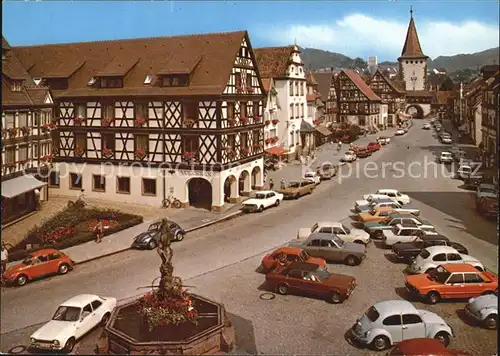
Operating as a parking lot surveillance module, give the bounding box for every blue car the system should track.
[132,220,185,250]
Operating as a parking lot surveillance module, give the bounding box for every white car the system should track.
[423,123,431,130]
[241,190,283,212]
[406,246,484,275]
[476,183,497,200]
[363,189,411,205]
[394,129,405,136]
[377,136,391,144]
[30,294,117,353]
[439,152,453,164]
[341,150,357,162]
[297,221,371,244]
[442,137,452,144]
[359,201,420,216]
[355,194,391,209]
[381,224,423,247]
[304,171,321,185]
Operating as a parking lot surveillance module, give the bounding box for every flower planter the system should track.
[236,86,245,94]
[182,119,197,128]
[183,152,195,162]
[264,120,270,126]
[74,116,86,124]
[102,148,114,159]
[240,117,248,125]
[253,116,262,124]
[246,87,254,93]
[228,119,236,127]
[135,117,147,127]
[271,119,279,125]
[102,117,114,127]
[7,128,17,137]
[74,147,84,157]
[21,126,30,135]
[227,151,237,159]
[135,149,146,160]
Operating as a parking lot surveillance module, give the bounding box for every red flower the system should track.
[135,148,146,159]
[102,117,114,127]
[135,117,146,126]
[271,119,279,125]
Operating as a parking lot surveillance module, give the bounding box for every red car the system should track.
[389,338,472,355]
[367,141,381,152]
[356,148,372,158]
[261,247,326,273]
[2,249,74,286]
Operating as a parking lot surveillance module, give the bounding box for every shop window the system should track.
[70,173,82,189]
[117,177,130,194]
[142,178,156,196]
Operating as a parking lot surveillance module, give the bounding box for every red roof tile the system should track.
[343,70,381,101]
[261,78,272,94]
[254,46,295,78]
[400,16,427,58]
[312,72,333,102]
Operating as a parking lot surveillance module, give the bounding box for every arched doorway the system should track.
[188,178,212,210]
[406,105,424,119]
[223,175,237,203]
[239,170,250,195]
[251,166,262,189]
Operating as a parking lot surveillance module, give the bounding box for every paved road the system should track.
[1,119,497,355]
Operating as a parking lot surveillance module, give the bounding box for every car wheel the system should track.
[175,231,185,241]
[427,291,441,304]
[345,255,359,266]
[277,284,288,295]
[274,200,280,207]
[16,274,28,286]
[258,205,264,212]
[353,240,364,245]
[484,314,497,330]
[63,337,76,353]
[101,312,111,326]
[434,332,450,347]
[371,335,390,351]
[475,266,484,272]
[328,291,343,304]
[294,193,300,199]
[58,263,70,275]
[148,240,157,249]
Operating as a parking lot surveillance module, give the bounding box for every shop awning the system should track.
[1,175,47,199]
[315,126,332,136]
[265,146,286,156]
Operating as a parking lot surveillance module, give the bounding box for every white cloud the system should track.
[256,14,500,59]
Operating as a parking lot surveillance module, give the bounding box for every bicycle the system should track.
[162,195,182,209]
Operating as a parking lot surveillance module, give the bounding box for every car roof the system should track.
[397,338,448,354]
[424,245,459,254]
[285,262,320,272]
[316,221,342,227]
[309,233,337,240]
[273,246,303,255]
[420,234,448,241]
[61,294,101,308]
[441,151,451,155]
[377,189,398,193]
[373,300,416,315]
[31,249,62,256]
[441,264,480,273]
[256,190,276,194]
[374,206,396,212]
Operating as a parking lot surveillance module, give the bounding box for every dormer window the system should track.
[100,77,123,88]
[162,74,188,87]
[11,81,22,92]
[144,74,153,85]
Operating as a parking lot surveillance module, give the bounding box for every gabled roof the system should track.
[2,36,11,51]
[312,72,334,102]
[400,14,427,58]
[429,73,452,88]
[12,31,248,97]
[254,46,295,78]
[306,71,318,85]
[368,69,405,94]
[96,56,140,77]
[342,70,381,101]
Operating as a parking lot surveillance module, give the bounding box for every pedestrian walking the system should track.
[269,178,274,190]
[280,178,286,190]
[94,218,103,243]
[1,244,8,274]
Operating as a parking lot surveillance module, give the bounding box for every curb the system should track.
[72,210,244,266]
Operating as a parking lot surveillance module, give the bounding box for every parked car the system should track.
[358,207,400,223]
[463,174,484,189]
[355,195,391,211]
[405,246,485,274]
[2,249,74,287]
[381,225,423,247]
[405,264,498,304]
[454,165,474,180]
[367,141,381,152]
[439,152,453,164]
[304,171,321,185]
[464,293,498,329]
[363,189,411,205]
[132,220,185,249]
[349,300,454,351]
[356,148,372,158]
[365,214,436,238]
[277,180,314,199]
[388,338,472,356]
[377,136,391,144]
[442,137,453,144]
[260,247,326,273]
[297,221,370,244]
[29,294,117,353]
[241,190,283,213]
[356,198,394,213]
[392,234,468,261]
[476,183,497,200]
[265,262,356,303]
[316,163,337,180]
[476,196,498,218]
[341,150,357,162]
[422,123,431,130]
[288,233,366,266]
[358,201,420,216]
[395,129,405,135]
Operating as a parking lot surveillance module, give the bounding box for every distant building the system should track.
[368,56,378,75]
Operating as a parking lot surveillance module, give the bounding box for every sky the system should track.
[2,1,499,61]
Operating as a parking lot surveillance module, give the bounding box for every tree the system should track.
[352,57,367,69]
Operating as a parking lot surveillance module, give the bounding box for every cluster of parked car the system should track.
[340,138,390,162]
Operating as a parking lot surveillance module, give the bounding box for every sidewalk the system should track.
[6,205,243,269]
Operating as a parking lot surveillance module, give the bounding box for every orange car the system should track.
[358,207,397,223]
[261,247,326,273]
[389,338,472,356]
[405,264,498,304]
[2,249,74,286]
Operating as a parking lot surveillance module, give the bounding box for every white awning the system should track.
[1,175,47,199]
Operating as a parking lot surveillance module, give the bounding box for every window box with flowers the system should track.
[40,154,54,162]
[19,159,29,165]
[102,117,115,127]
[74,146,85,157]
[264,120,271,126]
[240,116,248,125]
[227,150,237,159]
[135,117,147,127]
[74,116,86,124]
[5,162,16,168]
[271,119,279,125]
[135,148,146,160]
[21,126,30,135]
[265,138,273,144]
[42,123,56,132]
[241,147,251,156]
[236,85,246,94]
[182,118,197,128]
[102,147,114,159]
[7,128,18,137]
[246,86,254,93]
[313,119,321,126]
[272,136,279,143]
[253,116,262,124]
[182,152,196,162]
[228,118,236,127]
[253,143,263,151]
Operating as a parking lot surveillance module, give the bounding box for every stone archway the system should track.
[223,175,238,203]
[238,170,251,196]
[187,178,212,210]
[406,104,424,119]
[251,166,263,189]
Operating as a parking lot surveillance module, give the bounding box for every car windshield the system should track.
[52,306,81,322]
[342,225,350,234]
[22,256,33,265]
[365,306,380,322]
[255,193,266,199]
[311,223,319,232]
[332,236,344,247]
[429,266,450,283]
[300,251,309,260]
[288,182,300,188]
[419,249,430,259]
[308,268,330,281]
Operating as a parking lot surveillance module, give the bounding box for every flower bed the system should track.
[8,207,143,262]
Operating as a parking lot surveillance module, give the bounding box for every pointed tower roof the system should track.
[400,7,428,59]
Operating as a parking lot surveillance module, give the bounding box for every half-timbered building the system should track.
[255,45,307,160]
[1,37,54,225]
[367,69,406,128]
[331,70,381,129]
[12,31,266,210]
[481,71,499,171]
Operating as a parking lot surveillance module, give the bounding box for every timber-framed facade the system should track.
[368,69,406,127]
[12,31,266,211]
